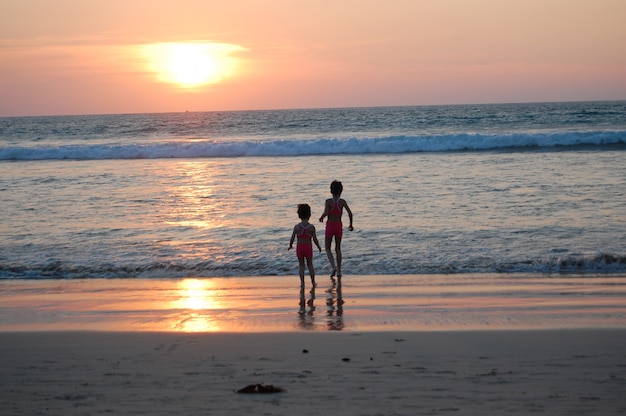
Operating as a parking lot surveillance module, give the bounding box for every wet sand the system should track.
[1,276,626,414]
[1,274,626,332]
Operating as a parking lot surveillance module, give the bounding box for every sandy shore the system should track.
[2,276,626,414]
[1,330,625,415]
[2,275,626,332]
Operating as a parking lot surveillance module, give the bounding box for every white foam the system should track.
[1,131,624,161]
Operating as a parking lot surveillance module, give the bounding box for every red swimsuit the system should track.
[325,198,343,239]
[296,223,313,260]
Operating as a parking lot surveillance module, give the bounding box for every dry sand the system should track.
[1,330,625,415]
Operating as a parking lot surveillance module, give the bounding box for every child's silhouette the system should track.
[319,180,353,278]
[289,204,322,289]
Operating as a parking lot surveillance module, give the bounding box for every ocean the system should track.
[2,101,626,331]
[1,101,625,280]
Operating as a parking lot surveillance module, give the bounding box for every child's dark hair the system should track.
[330,180,343,195]
[297,203,311,220]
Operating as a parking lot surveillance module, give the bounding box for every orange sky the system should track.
[1,0,625,116]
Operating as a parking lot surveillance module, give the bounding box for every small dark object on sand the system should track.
[237,383,285,394]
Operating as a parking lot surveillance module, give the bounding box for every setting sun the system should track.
[141,42,246,88]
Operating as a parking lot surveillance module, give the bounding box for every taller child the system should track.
[319,180,353,278]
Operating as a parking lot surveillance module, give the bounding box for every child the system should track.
[319,180,353,278]
[288,203,322,289]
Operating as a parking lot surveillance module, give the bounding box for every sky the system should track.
[1,0,625,116]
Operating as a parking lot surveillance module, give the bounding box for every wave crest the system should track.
[2,252,625,279]
[1,131,624,161]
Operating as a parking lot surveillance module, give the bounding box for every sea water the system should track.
[1,101,625,279]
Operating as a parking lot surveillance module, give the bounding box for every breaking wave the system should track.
[1,131,624,161]
[2,252,625,279]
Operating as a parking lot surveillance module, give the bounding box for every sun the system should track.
[141,42,246,88]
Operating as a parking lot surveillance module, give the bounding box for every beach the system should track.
[2,104,626,414]
[2,329,625,415]
[2,275,626,332]
[1,276,626,415]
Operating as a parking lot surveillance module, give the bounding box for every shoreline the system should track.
[2,274,626,332]
[2,275,626,414]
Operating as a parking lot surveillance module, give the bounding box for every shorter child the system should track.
[288,204,322,289]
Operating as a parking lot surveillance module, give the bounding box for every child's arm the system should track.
[343,200,354,231]
[311,226,322,252]
[319,199,331,222]
[288,225,297,250]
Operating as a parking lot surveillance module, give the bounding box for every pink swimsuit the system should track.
[296,223,313,260]
[325,199,343,239]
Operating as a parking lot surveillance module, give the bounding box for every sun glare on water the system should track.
[141,42,246,88]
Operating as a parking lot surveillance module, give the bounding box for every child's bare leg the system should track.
[298,287,306,314]
[306,257,316,288]
[324,236,336,277]
[298,258,306,288]
[335,237,343,277]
